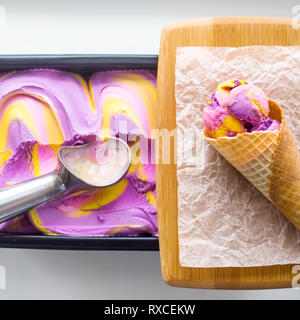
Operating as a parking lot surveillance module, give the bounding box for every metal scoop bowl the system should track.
[0,137,131,224]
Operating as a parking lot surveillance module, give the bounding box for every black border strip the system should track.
[0,234,159,251]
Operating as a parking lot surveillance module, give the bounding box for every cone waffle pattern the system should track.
[205,100,300,230]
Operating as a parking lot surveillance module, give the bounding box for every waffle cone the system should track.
[204,100,300,230]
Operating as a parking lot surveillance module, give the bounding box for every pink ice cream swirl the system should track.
[0,69,158,237]
[28,70,157,237]
[0,69,99,233]
[203,80,280,138]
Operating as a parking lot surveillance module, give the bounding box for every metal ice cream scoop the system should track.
[0,137,131,224]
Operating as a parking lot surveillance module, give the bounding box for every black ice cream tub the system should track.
[0,54,159,251]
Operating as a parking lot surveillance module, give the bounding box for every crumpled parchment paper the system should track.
[175,46,300,267]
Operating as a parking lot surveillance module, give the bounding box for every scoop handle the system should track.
[0,172,66,224]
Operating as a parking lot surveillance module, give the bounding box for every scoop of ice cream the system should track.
[203,105,245,138]
[204,80,281,138]
[209,79,248,108]
[227,84,269,126]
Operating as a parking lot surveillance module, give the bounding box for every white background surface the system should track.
[0,0,299,299]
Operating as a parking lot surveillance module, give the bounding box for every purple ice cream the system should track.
[203,80,281,138]
[0,70,158,236]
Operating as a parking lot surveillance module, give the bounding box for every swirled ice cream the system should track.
[0,69,157,236]
[204,80,280,138]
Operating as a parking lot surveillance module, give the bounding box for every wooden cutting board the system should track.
[156,17,300,289]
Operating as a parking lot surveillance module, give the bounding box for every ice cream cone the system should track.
[204,99,300,230]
